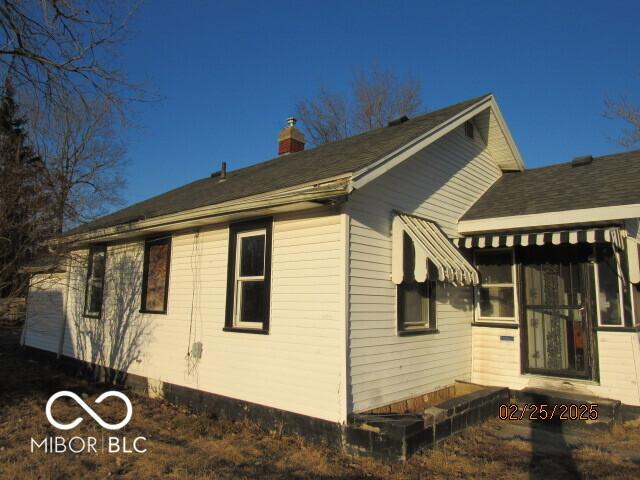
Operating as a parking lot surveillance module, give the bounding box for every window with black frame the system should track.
[225,218,272,333]
[397,233,437,334]
[84,245,107,318]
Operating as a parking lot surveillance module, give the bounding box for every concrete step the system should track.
[511,387,621,431]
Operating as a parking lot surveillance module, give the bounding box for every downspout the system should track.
[339,205,351,425]
[57,257,72,359]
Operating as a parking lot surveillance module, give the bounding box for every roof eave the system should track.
[458,203,640,234]
[62,176,351,245]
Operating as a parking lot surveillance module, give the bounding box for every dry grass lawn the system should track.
[1,324,639,479]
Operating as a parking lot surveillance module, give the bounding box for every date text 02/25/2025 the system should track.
[498,403,599,421]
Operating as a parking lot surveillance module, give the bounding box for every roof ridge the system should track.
[222,92,493,177]
[64,92,494,236]
[514,147,640,175]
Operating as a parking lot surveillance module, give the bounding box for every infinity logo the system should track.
[45,391,133,431]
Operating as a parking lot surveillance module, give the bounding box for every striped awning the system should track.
[392,214,479,286]
[454,227,626,251]
[627,236,640,284]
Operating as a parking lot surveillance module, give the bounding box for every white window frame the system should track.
[594,244,626,328]
[474,248,518,323]
[233,229,267,329]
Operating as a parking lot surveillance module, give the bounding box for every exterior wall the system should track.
[23,207,347,423]
[471,228,640,406]
[472,327,640,405]
[346,124,503,413]
[22,272,68,353]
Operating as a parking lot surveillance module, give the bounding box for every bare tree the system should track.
[296,65,423,146]
[604,96,640,147]
[295,87,349,146]
[28,94,126,232]
[0,0,140,111]
[0,1,141,234]
[352,66,421,132]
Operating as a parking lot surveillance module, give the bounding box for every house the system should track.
[22,93,640,444]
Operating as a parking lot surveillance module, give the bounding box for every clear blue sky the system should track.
[119,0,638,206]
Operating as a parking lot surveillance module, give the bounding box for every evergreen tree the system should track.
[0,80,54,298]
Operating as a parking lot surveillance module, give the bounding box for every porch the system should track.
[457,226,640,405]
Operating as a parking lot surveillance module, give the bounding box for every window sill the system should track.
[597,325,640,332]
[398,328,439,336]
[471,322,519,329]
[83,313,101,319]
[139,309,167,315]
[223,326,269,335]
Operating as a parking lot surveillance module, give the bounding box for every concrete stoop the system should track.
[343,385,631,461]
[344,386,510,461]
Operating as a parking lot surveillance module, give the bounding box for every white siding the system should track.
[472,218,640,406]
[24,208,347,422]
[471,326,522,387]
[23,273,67,353]
[347,124,503,413]
[472,327,640,406]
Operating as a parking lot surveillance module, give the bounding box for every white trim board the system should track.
[458,204,640,234]
[64,177,350,244]
[350,95,524,191]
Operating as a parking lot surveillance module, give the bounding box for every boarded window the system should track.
[141,237,171,313]
[225,219,272,332]
[397,233,437,333]
[84,245,106,317]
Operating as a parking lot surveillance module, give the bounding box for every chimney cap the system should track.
[278,117,305,155]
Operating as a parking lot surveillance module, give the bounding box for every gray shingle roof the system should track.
[68,93,489,235]
[461,149,640,221]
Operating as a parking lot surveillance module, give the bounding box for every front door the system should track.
[520,245,597,379]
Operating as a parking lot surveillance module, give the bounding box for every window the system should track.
[464,121,474,139]
[84,245,107,318]
[141,236,172,314]
[397,233,437,334]
[595,244,625,326]
[475,249,516,322]
[633,284,640,326]
[225,218,272,333]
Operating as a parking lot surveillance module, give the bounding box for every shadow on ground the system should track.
[2,324,640,479]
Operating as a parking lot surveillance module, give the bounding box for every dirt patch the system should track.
[2,325,640,479]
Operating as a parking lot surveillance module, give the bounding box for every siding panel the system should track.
[347,125,502,412]
[23,208,347,422]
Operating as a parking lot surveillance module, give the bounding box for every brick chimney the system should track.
[278,117,305,155]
